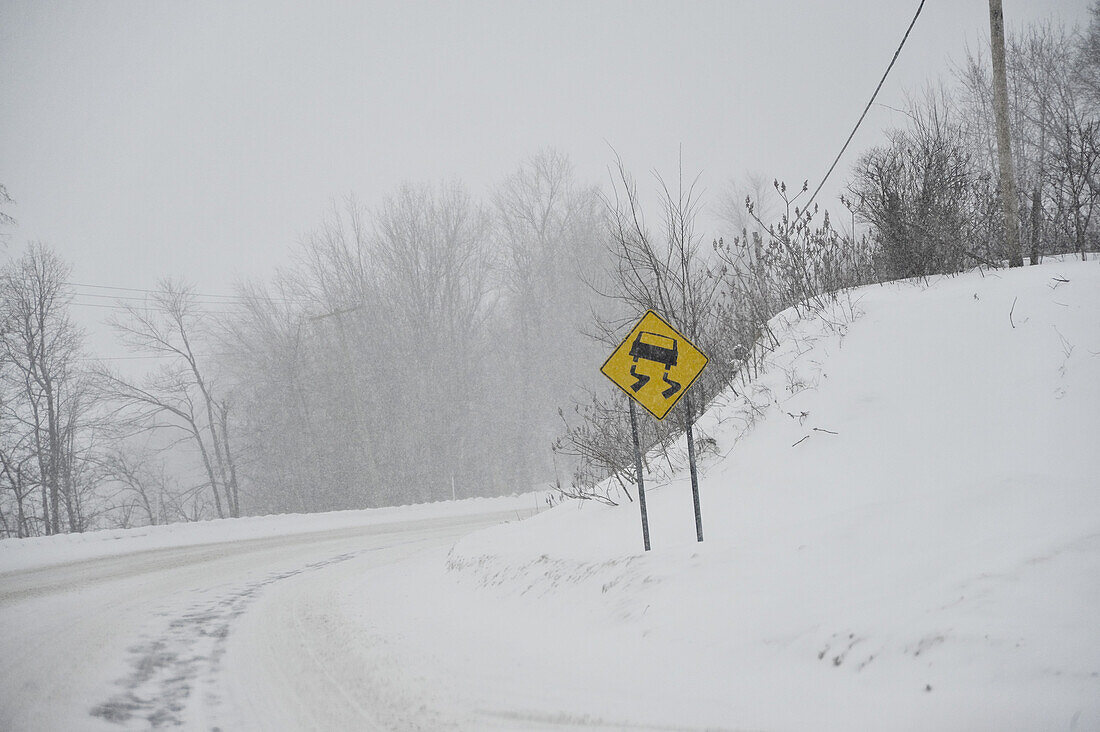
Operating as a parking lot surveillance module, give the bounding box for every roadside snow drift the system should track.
[352,260,1100,730]
[0,493,545,574]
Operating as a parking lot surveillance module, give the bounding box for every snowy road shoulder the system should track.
[0,506,539,731]
[0,492,548,575]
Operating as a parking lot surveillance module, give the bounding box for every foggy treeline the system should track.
[222,154,612,513]
[1,9,1097,537]
[0,153,616,532]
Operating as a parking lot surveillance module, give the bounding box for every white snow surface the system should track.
[0,493,547,574]
[2,260,1098,731]
[362,260,1100,730]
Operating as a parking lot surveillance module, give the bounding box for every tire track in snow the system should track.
[89,552,361,728]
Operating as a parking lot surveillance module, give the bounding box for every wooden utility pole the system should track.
[989,0,1024,267]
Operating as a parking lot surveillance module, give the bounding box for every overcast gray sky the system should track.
[0,0,1091,357]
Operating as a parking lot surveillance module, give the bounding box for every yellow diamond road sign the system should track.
[601,310,708,420]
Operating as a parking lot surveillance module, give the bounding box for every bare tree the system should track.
[558,154,727,503]
[372,182,495,501]
[1006,22,1099,261]
[1078,1,1100,105]
[0,424,38,538]
[220,278,331,513]
[99,281,240,518]
[600,155,724,350]
[0,244,89,534]
[99,443,192,527]
[494,149,609,486]
[224,183,511,512]
[847,89,997,279]
[0,184,14,242]
[958,20,1100,261]
[718,173,781,244]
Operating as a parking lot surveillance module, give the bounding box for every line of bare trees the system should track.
[1,151,612,535]
[217,150,613,514]
[0,243,246,537]
[844,10,1099,279]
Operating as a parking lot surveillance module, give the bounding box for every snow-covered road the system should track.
[0,509,530,731]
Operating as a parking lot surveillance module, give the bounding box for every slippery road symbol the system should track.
[629,332,681,399]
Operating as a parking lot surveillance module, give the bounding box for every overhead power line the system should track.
[70,290,249,307]
[70,290,247,306]
[63,280,303,305]
[803,0,926,214]
[76,352,233,361]
[67,301,240,315]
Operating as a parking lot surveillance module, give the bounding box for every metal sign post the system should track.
[683,392,703,543]
[628,399,651,552]
[601,310,709,550]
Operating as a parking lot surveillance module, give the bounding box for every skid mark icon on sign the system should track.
[628,332,681,398]
[601,310,708,420]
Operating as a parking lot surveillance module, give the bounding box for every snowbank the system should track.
[421,259,1100,729]
[0,492,549,574]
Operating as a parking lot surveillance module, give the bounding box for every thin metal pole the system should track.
[684,393,703,542]
[629,399,651,552]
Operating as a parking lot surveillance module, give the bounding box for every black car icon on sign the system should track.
[630,331,678,370]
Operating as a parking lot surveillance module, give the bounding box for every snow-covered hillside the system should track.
[347,259,1100,730]
[3,260,1097,731]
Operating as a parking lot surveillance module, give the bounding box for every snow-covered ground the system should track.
[0,492,548,574]
[2,259,1098,730]
[342,259,1100,730]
